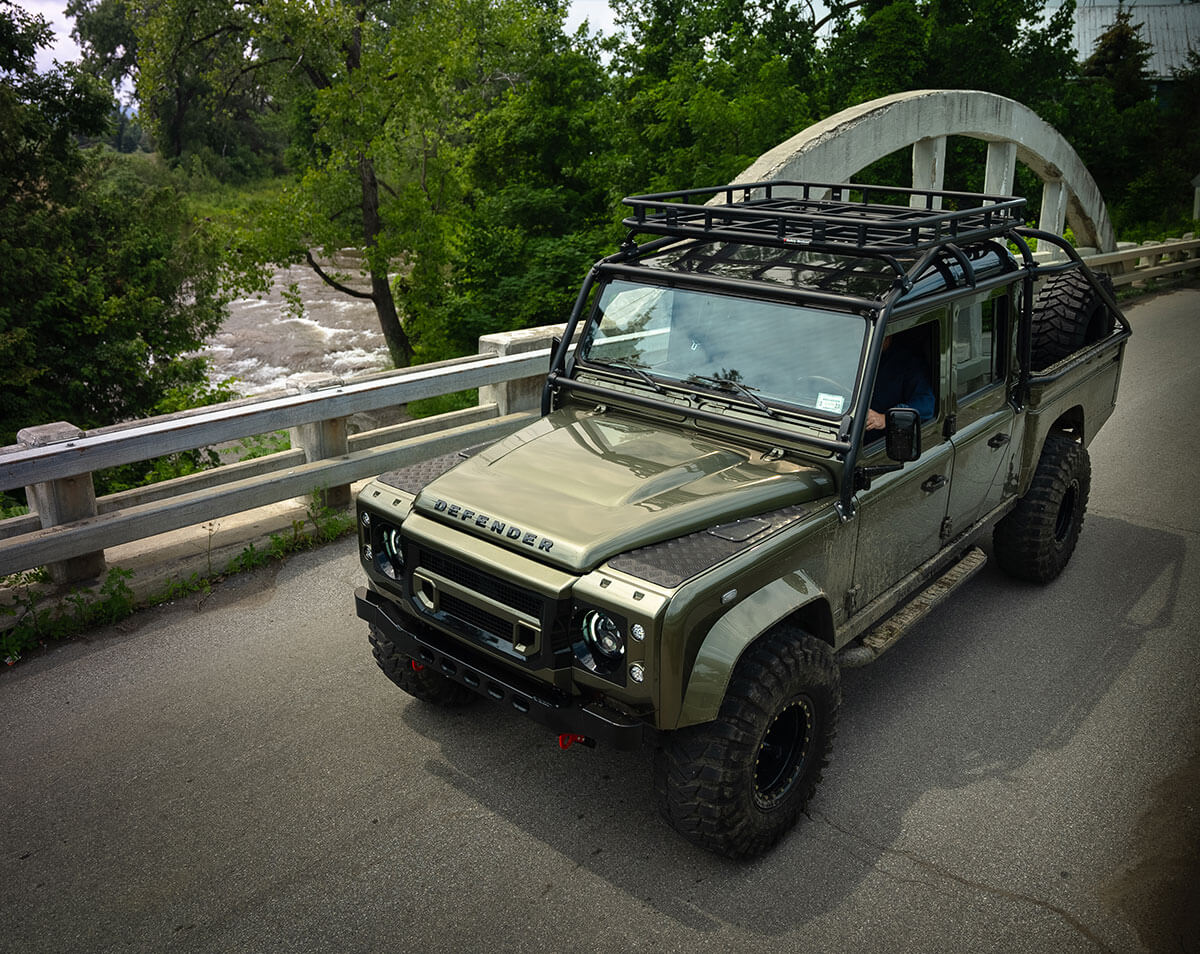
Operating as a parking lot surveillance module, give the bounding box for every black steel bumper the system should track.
[355,587,646,750]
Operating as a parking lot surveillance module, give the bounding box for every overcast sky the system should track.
[21,0,622,74]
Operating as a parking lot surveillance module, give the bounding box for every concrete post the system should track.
[1191,173,1200,220]
[478,324,566,415]
[984,140,1018,196]
[1039,180,1068,262]
[17,421,106,584]
[289,378,351,510]
[910,136,947,209]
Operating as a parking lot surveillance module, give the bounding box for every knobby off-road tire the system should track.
[1029,270,1115,371]
[368,623,478,707]
[654,627,841,859]
[993,433,1091,583]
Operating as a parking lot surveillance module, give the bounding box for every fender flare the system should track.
[675,572,829,727]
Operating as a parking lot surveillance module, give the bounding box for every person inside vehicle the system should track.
[865,333,935,433]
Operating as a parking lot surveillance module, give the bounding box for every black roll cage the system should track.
[541,180,1131,519]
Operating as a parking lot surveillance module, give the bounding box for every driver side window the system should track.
[870,319,940,431]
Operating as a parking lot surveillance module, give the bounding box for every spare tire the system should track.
[1029,270,1115,371]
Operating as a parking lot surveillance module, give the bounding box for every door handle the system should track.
[987,432,1010,448]
[921,475,948,492]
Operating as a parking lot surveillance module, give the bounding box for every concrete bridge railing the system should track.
[0,344,559,588]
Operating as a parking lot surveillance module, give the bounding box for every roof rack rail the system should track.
[622,180,1027,254]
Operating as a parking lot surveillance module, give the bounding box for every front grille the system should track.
[420,549,543,617]
[441,592,510,638]
[408,542,569,668]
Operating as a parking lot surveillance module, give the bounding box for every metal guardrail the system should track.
[1,235,1195,585]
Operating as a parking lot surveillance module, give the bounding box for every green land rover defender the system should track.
[354,181,1130,858]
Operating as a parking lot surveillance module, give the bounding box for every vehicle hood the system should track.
[413,408,834,573]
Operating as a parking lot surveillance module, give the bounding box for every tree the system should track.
[0,2,229,446]
[66,0,138,95]
[1080,5,1153,111]
[606,0,820,194]
[399,18,624,356]
[821,0,1077,113]
[183,0,583,367]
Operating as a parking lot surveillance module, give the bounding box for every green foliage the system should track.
[0,103,232,445]
[234,430,291,461]
[821,0,1077,113]
[66,0,138,94]
[408,390,480,419]
[124,0,285,174]
[1,5,231,444]
[1048,21,1200,237]
[1,566,135,665]
[1080,6,1153,111]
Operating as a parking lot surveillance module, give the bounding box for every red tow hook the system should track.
[410,659,425,672]
[557,733,593,750]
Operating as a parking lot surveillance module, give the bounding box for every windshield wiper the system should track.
[686,374,779,418]
[592,357,667,394]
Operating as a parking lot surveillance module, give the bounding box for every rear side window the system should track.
[953,292,1007,399]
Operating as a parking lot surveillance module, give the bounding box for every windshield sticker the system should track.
[816,392,845,413]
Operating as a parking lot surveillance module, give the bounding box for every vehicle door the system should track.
[851,312,953,606]
[946,288,1017,534]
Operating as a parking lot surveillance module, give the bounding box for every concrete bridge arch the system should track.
[736,89,1115,253]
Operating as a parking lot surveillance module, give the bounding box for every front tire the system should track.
[368,623,478,707]
[993,433,1091,583]
[654,627,840,859]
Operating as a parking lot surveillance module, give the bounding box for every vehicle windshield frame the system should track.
[573,275,871,426]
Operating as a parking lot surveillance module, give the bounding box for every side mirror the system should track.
[549,336,562,372]
[885,407,922,462]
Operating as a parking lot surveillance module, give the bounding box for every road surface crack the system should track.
[810,809,1113,952]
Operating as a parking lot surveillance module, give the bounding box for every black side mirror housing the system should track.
[549,336,562,372]
[885,407,922,462]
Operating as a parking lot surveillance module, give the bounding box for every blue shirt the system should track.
[870,346,935,422]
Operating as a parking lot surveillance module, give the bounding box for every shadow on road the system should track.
[391,513,1189,942]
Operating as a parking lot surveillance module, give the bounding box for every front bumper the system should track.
[355,587,646,750]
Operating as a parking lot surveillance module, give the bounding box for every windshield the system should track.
[578,280,867,416]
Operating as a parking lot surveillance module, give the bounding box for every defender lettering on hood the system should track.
[431,498,555,552]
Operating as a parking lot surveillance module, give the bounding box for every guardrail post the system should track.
[289,378,351,510]
[16,422,106,584]
[478,325,565,415]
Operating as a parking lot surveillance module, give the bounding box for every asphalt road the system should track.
[3,287,1198,954]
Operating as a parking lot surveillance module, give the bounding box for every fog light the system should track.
[630,663,645,683]
[631,623,646,642]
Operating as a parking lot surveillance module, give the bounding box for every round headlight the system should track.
[575,609,625,675]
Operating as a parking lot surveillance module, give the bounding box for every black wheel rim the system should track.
[1054,481,1078,542]
[753,697,814,809]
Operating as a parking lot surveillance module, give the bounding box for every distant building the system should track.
[1064,1,1200,80]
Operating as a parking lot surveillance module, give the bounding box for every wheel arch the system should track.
[1018,403,1086,497]
[673,573,834,729]
[1052,404,1085,443]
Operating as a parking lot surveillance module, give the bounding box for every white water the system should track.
[206,256,391,395]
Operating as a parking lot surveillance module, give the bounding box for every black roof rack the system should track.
[622,180,1027,255]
